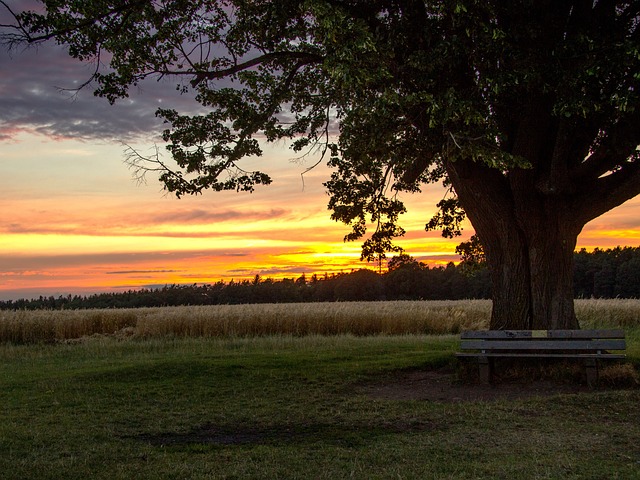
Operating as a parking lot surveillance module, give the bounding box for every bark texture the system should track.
[447,158,582,330]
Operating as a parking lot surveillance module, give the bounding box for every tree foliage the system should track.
[0,4,511,238]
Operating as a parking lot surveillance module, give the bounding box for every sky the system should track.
[1,6,640,301]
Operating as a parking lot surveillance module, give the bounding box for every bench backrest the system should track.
[459,329,626,352]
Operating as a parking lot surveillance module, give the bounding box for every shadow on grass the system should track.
[134,419,441,448]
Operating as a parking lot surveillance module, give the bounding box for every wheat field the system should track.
[1,299,639,344]
[0,299,640,343]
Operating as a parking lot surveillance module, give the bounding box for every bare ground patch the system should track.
[355,365,637,403]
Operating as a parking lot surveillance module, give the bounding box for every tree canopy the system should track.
[2,0,640,329]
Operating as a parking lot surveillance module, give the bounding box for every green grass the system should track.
[1,334,639,479]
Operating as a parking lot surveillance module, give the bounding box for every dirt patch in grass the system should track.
[357,364,638,403]
[136,420,439,447]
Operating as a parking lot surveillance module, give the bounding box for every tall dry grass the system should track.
[0,300,490,343]
[0,309,138,344]
[134,300,490,338]
[1,298,639,344]
[575,298,640,329]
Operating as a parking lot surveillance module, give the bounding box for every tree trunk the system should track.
[523,205,581,330]
[446,159,581,330]
[484,207,581,330]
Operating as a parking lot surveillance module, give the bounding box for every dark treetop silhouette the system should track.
[2,0,640,329]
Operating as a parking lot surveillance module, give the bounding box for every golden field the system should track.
[1,299,639,344]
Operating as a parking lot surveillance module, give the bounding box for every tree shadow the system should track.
[134,418,440,448]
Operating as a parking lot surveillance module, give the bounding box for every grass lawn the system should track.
[0,334,638,479]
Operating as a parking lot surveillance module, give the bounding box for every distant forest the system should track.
[2,246,640,310]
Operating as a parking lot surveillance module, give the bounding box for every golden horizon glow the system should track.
[2,134,640,300]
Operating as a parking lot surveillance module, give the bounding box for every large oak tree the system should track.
[2,0,640,329]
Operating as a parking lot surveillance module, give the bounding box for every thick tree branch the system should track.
[576,160,640,224]
[190,51,323,87]
[572,111,640,181]
[446,158,514,231]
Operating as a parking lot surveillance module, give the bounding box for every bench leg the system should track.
[478,356,491,384]
[585,359,598,388]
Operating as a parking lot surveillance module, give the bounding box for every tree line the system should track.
[1,246,639,311]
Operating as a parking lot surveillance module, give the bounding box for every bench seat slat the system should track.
[455,353,627,359]
[459,339,626,351]
[460,329,625,340]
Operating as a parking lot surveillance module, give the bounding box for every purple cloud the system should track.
[0,35,202,142]
[150,208,290,224]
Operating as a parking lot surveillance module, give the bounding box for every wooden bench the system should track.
[456,329,626,387]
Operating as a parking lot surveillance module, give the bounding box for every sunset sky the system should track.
[2,7,640,301]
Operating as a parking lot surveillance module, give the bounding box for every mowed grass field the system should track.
[1,300,639,479]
